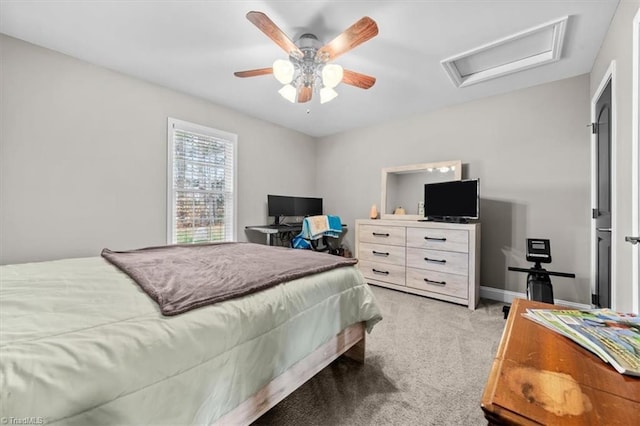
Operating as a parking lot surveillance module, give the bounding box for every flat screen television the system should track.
[423,179,479,222]
[267,195,323,224]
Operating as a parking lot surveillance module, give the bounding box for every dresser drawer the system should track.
[406,227,469,253]
[358,224,406,246]
[406,248,468,276]
[358,260,406,286]
[358,242,405,265]
[406,268,469,299]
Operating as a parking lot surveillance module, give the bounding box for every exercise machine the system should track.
[502,239,575,318]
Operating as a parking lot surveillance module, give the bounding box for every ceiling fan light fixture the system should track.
[235,12,378,104]
[320,87,338,104]
[273,59,295,84]
[278,84,297,103]
[321,64,344,89]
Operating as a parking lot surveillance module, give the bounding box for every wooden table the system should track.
[481,298,640,425]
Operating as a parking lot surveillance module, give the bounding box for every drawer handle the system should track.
[424,257,446,264]
[372,268,390,275]
[424,236,447,241]
[372,250,390,256]
[372,232,390,237]
[424,278,447,285]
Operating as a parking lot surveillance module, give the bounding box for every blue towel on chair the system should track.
[291,235,312,249]
[291,215,342,249]
[326,215,342,238]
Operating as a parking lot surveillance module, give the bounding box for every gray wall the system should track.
[4,10,635,308]
[590,1,640,312]
[0,35,316,264]
[316,75,591,304]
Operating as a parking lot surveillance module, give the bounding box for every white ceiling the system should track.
[0,0,620,138]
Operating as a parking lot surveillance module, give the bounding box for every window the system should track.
[167,118,237,244]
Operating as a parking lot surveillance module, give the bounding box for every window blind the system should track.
[168,119,237,244]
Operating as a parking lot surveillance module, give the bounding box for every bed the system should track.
[0,245,382,425]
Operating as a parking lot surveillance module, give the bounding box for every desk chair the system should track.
[291,215,343,254]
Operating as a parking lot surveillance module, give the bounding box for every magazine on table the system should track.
[523,308,640,377]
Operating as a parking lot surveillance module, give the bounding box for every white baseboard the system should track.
[480,286,591,310]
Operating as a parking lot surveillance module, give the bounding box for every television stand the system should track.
[448,217,469,224]
[421,216,469,224]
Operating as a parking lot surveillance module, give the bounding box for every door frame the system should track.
[591,61,617,309]
[632,9,639,313]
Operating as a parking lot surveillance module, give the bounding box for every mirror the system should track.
[381,160,462,220]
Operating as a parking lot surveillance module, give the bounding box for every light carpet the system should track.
[254,285,507,425]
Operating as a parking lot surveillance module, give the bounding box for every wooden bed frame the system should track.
[214,321,366,425]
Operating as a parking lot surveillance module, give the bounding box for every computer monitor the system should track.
[267,195,323,224]
[294,197,323,217]
[267,195,295,218]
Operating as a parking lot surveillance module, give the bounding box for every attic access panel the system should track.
[441,16,568,88]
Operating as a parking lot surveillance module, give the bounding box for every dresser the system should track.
[355,219,480,310]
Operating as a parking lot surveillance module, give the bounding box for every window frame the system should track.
[166,117,238,244]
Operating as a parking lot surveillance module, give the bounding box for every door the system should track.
[594,79,612,308]
[630,10,640,313]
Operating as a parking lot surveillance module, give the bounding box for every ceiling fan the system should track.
[234,11,378,104]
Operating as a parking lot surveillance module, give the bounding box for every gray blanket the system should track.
[101,242,358,316]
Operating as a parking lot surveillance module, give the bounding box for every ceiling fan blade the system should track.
[246,11,303,57]
[342,69,376,89]
[234,68,273,78]
[297,86,312,103]
[317,17,378,61]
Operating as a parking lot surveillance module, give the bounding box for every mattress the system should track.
[0,256,382,425]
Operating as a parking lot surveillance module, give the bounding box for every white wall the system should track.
[316,75,592,304]
[590,1,640,312]
[0,35,316,264]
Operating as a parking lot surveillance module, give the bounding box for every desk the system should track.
[245,224,302,246]
[481,298,640,425]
